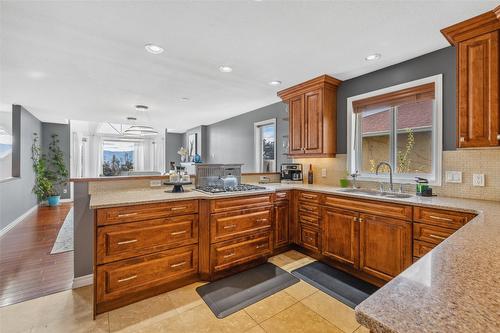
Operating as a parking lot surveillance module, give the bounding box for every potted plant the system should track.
[339,170,350,188]
[32,133,69,206]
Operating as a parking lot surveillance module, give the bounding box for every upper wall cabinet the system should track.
[278,75,341,157]
[441,6,500,148]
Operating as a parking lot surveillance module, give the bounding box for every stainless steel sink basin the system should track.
[336,188,413,199]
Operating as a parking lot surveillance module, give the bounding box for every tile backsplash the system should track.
[294,149,500,202]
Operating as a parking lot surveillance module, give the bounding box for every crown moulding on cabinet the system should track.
[277,74,342,101]
[441,5,500,45]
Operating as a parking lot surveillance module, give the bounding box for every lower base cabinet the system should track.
[274,200,290,250]
[359,213,412,281]
[322,208,359,269]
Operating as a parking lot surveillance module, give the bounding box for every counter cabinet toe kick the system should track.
[92,191,476,315]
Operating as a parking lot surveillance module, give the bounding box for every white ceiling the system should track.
[0,1,496,132]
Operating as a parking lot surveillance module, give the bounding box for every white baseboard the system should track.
[0,205,38,238]
[72,274,93,289]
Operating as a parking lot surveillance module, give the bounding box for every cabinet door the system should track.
[304,89,323,154]
[359,213,412,281]
[274,201,289,249]
[458,31,499,147]
[288,95,305,154]
[322,208,359,269]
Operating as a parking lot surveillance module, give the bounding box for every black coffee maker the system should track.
[280,163,303,183]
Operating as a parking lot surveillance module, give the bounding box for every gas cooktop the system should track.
[196,184,266,194]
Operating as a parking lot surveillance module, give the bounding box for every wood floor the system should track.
[0,203,74,307]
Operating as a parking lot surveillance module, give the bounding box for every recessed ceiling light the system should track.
[144,43,164,54]
[268,80,282,86]
[365,53,381,61]
[180,97,190,102]
[135,105,149,111]
[219,65,233,73]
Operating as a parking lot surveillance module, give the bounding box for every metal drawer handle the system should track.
[117,239,138,245]
[256,218,268,223]
[302,194,316,199]
[117,212,138,218]
[256,244,267,249]
[118,275,137,283]
[171,206,187,211]
[223,224,237,229]
[429,215,453,222]
[429,234,446,241]
[302,206,315,211]
[170,261,186,268]
[358,218,364,223]
[171,230,187,236]
[223,252,236,259]
[352,217,358,222]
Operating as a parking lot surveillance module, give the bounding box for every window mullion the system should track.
[391,106,397,174]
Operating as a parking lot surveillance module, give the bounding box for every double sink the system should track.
[337,188,413,199]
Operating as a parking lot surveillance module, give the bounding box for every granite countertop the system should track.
[89,183,500,332]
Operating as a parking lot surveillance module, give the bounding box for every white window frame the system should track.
[346,74,443,186]
[254,118,277,173]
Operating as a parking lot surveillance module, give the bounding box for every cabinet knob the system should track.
[497,134,500,140]
[459,137,465,142]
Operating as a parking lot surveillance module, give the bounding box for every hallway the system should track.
[0,203,74,307]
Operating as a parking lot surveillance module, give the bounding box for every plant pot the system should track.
[339,179,350,188]
[47,195,61,206]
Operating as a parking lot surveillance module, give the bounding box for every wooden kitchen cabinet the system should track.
[278,75,341,157]
[441,7,500,148]
[274,200,290,250]
[359,213,412,282]
[322,208,359,269]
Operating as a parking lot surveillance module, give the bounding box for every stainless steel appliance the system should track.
[280,163,303,183]
[194,164,266,193]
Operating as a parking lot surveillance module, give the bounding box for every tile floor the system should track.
[0,250,370,333]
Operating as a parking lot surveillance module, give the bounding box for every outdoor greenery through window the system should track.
[102,141,134,176]
[348,76,442,184]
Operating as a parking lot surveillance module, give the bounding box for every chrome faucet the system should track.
[350,170,360,189]
[376,162,393,192]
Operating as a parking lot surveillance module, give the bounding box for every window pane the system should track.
[360,108,391,174]
[396,100,433,174]
[0,111,12,180]
[102,141,134,176]
[261,124,275,172]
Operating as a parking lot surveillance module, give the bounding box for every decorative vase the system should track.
[180,155,186,163]
[48,195,61,206]
[339,179,349,188]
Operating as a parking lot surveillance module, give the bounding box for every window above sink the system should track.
[346,74,443,186]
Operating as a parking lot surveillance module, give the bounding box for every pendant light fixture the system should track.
[124,105,159,136]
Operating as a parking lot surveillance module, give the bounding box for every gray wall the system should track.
[205,102,291,173]
[336,46,457,153]
[165,131,183,167]
[0,105,42,230]
[42,122,71,199]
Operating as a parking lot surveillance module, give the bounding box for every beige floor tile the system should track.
[301,291,359,333]
[354,325,370,333]
[283,281,318,301]
[108,292,178,332]
[244,291,298,323]
[268,250,310,268]
[0,286,95,333]
[173,302,258,333]
[166,281,206,313]
[260,302,343,333]
[280,257,316,273]
[245,324,266,333]
[30,313,109,333]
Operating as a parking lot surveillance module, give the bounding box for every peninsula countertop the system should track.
[88,183,500,332]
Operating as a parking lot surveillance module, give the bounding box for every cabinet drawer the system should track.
[298,191,321,203]
[97,200,198,226]
[298,212,320,227]
[413,240,435,258]
[210,194,273,213]
[96,215,198,264]
[413,223,455,245]
[96,245,198,303]
[324,195,412,221]
[210,207,272,243]
[210,233,272,272]
[298,202,320,216]
[275,191,290,201]
[413,207,475,229]
[299,225,320,253]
